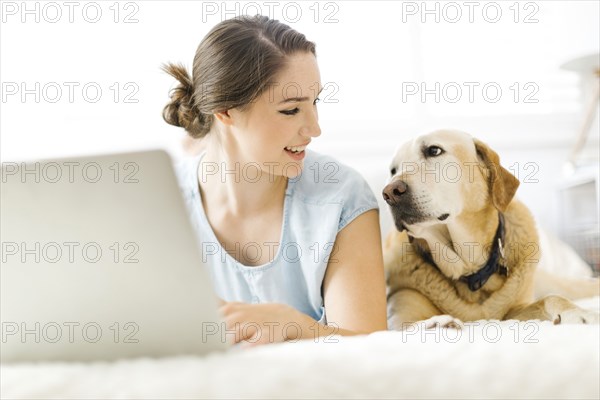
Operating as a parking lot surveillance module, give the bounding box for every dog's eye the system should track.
[426,146,444,157]
[390,167,397,176]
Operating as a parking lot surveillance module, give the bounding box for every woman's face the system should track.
[224,52,322,178]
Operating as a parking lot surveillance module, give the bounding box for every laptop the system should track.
[0,150,228,362]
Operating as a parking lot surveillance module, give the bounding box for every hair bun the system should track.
[162,63,209,138]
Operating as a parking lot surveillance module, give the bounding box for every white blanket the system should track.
[2,297,599,400]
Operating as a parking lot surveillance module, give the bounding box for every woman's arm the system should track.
[219,209,388,346]
[316,209,388,335]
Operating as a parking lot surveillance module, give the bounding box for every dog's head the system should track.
[383,130,519,233]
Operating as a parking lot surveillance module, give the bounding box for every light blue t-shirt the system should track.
[175,149,378,324]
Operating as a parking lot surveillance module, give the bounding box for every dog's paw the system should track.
[553,308,600,325]
[421,315,464,330]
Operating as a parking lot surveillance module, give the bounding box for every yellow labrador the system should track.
[383,130,600,329]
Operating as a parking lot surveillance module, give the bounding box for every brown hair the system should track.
[162,15,316,138]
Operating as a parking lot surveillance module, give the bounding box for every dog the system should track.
[382,129,600,330]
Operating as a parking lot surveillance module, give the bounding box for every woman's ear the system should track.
[213,110,234,126]
[474,138,520,212]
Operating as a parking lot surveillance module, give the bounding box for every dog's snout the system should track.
[382,180,409,205]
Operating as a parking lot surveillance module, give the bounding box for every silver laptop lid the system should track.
[1,150,227,362]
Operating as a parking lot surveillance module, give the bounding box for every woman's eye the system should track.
[280,108,300,116]
[390,167,397,176]
[426,146,444,157]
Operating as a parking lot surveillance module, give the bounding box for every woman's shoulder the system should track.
[291,150,379,230]
[293,151,377,208]
[290,151,353,198]
[172,153,203,200]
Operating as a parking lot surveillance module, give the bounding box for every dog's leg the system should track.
[390,257,538,321]
[506,295,599,324]
[387,289,456,330]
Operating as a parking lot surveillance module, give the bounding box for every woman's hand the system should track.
[218,301,315,347]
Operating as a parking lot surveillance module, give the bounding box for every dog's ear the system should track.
[474,138,520,212]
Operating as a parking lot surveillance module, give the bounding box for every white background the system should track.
[1,0,599,237]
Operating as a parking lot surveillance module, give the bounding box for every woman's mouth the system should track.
[284,144,307,161]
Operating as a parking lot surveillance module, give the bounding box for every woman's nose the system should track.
[302,108,321,138]
[305,123,321,138]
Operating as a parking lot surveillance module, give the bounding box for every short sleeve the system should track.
[337,168,379,232]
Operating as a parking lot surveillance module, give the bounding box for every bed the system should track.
[1,296,599,399]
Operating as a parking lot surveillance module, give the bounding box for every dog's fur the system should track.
[383,130,600,329]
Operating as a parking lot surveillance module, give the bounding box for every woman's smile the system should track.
[284,147,307,161]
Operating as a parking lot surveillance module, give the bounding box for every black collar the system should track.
[411,213,508,292]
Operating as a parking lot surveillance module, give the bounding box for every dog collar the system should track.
[411,213,508,292]
[459,212,508,291]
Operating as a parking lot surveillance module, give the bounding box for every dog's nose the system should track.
[382,180,408,205]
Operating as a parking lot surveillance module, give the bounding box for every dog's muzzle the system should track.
[382,180,427,228]
[382,180,408,207]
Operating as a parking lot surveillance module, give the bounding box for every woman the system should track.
[163,15,387,346]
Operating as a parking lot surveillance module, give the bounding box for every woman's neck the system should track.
[197,135,288,217]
